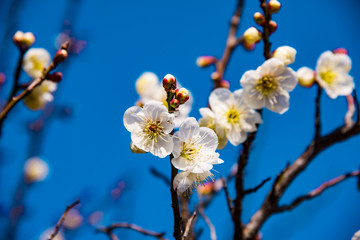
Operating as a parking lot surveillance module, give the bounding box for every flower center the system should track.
[180,142,202,161]
[226,109,240,124]
[144,121,164,140]
[255,75,277,96]
[320,69,337,84]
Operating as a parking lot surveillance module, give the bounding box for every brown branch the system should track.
[221,177,233,214]
[276,169,360,212]
[244,122,360,239]
[198,209,217,240]
[213,0,244,87]
[315,83,322,140]
[97,223,168,240]
[48,199,80,240]
[352,90,360,124]
[170,155,182,240]
[182,211,197,240]
[243,177,271,195]
[259,0,272,60]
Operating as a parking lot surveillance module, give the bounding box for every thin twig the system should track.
[276,169,360,212]
[182,211,197,240]
[221,178,233,214]
[198,209,217,240]
[150,167,170,186]
[315,83,322,140]
[97,223,168,240]
[48,199,80,240]
[243,177,271,195]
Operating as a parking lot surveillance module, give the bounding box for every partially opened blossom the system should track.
[209,88,262,146]
[273,46,296,65]
[173,170,214,196]
[135,72,193,127]
[24,80,57,110]
[23,48,51,78]
[171,117,223,173]
[198,107,227,149]
[316,51,354,99]
[123,101,175,158]
[240,58,298,114]
[297,67,315,87]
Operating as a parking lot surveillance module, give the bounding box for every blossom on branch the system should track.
[272,46,296,65]
[23,157,49,183]
[297,67,315,88]
[135,72,192,127]
[208,88,262,146]
[173,170,214,196]
[199,107,227,149]
[315,51,354,99]
[24,80,57,110]
[123,101,175,158]
[23,48,51,78]
[171,117,223,173]
[240,58,298,114]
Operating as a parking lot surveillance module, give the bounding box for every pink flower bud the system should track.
[333,48,348,55]
[46,72,63,83]
[196,56,216,67]
[175,88,190,104]
[269,20,278,34]
[54,49,68,64]
[169,99,180,108]
[268,0,281,14]
[254,12,265,26]
[218,80,230,88]
[162,74,177,91]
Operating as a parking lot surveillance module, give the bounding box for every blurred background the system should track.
[0,0,359,239]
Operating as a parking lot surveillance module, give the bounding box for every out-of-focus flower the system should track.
[268,0,281,14]
[240,58,298,114]
[123,101,174,158]
[253,12,265,26]
[173,170,214,196]
[39,228,65,240]
[135,72,193,127]
[315,51,354,99]
[24,80,57,110]
[24,157,49,183]
[23,48,51,78]
[243,27,262,45]
[352,230,360,240]
[273,46,296,65]
[269,20,278,34]
[209,88,262,146]
[197,181,214,195]
[172,118,223,173]
[198,108,227,149]
[63,209,83,230]
[297,67,315,88]
[13,31,35,49]
[88,211,104,226]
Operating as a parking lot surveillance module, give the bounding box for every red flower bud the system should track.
[162,74,177,91]
[169,99,180,109]
[175,88,190,104]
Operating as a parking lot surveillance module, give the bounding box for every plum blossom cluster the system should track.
[297,48,354,99]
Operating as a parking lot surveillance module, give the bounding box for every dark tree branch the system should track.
[150,167,170,186]
[48,199,80,240]
[97,222,168,240]
[315,83,322,140]
[243,177,271,195]
[276,169,360,212]
[170,155,182,240]
[221,178,233,214]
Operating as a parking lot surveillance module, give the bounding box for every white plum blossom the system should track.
[240,58,298,114]
[297,67,315,87]
[24,157,49,183]
[39,228,64,240]
[24,80,57,110]
[135,72,193,127]
[171,117,223,173]
[23,48,51,78]
[273,46,297,65]
[198,108,227,149]
[209,88,262,146]
[124,101,175,158]
[315,51,354,99]
[173,170,214,195]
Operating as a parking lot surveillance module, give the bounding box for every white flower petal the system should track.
[259,58,286,76]
[266,90,290,114]
[123,106,143,132]
[278,67,298,92]
[209,88,232,113]
[178,117,200,142]
[227,128,247,146]
[197,127,218,152]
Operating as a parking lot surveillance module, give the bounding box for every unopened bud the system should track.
[175,88,190,104]
[268,0,281,14]
[297,67,315,88]
[273,46,297,65]
[54,49,68,64]
[243,27,262,45]
[13,31,35,50]
[333,48,348,55]
[130,142,147,154]
[242,41,255,51]
[162,74,177,91]
[211,72,221,81]
[253,12,265,25]
[269,21,278,34]
[23,157,49,184]
[218,80,230,88]
[47,72,63,83]
[169,99,180,108]
[196,56,216,68]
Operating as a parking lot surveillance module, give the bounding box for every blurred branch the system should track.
[97,223,168,240]
[276,169,360,212]
[182,211,197,240]
[221,178,233,214]
[243,177,271,195]
[150,167,170,186]
[48,199,80,240]
[198,209,217,240]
